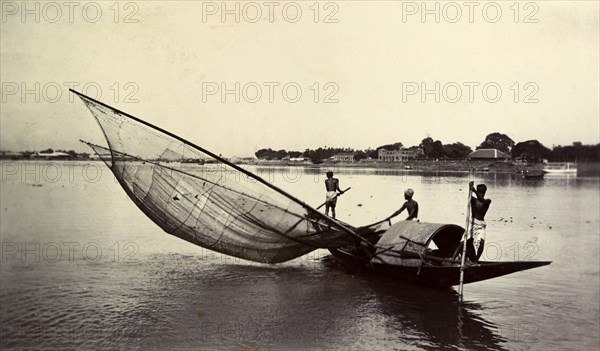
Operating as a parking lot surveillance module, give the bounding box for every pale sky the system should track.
[1,1,599,157]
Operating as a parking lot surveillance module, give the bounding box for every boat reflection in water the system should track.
[126,253,507,351]
[344,271,508,351]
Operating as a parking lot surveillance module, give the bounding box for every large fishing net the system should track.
[76,91,362,263]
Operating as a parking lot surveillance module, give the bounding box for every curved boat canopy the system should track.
[375,221,465,266]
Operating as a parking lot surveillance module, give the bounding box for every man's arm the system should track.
[387,203,407,220]
[469,181,490,204]
[335,179,344,194]
[473,191,490,204]
[472,191,491,205]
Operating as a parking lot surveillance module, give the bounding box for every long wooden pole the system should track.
[315,187,351,210]
[458,183,472,299]
[282,187,351,235]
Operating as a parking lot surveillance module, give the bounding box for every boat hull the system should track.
[329,248,551,288]
[523,168,544,179]
[543,162,577,174]
[543,169,577,174]
[523,175,544,179]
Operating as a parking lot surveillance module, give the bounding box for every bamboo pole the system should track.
[458,183,472,299]
[315,187,351,210]
[281,187,351,235]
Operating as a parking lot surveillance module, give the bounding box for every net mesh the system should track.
[78,93,360,263]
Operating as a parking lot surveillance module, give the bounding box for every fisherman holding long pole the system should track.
[324,171,345,219]
[459,180,492,298]
[467,181,492,263]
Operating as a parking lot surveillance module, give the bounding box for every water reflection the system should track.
[1,162,597,350]
[138,256,379,350]
[323,258,507,351]
[369,281,504,350]
[253,165,585,192]
[133,253,507,351]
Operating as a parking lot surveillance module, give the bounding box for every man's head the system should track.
[404,188,414,200]
[326,171,333,178]
[476,184,487,195]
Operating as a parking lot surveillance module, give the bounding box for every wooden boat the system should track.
[330,221,551,288]
[72,90,552,291]
[543,162,577,174]
[522,168,544,179]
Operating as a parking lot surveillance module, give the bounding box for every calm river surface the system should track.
[1,161,598,350]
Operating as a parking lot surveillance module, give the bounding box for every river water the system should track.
[1,161,598,350]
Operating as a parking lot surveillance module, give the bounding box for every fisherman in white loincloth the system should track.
[468,181,492,263]
[324,171,344,219]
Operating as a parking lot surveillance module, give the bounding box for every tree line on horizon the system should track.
[255,133,600,163]
[1,149,90,158]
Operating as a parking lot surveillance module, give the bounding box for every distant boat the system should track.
[33,151,71,160]
[523,168,544,179]
[522,163,545,179]
[543,162,577,174]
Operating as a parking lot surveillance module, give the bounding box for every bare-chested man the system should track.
[325,171,344,219]
[386,188,419,222]
[467,181,492,263]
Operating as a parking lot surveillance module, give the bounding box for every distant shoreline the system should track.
[3,158,598,176]
[250,159,508,172]
[262,160,600,176]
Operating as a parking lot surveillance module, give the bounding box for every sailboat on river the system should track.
[72,90,551,289]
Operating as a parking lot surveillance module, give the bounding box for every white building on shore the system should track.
[332,153,355,163]
[32,151,71,160]
[378,147,424,162]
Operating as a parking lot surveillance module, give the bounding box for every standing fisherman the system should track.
[467,181,492,263]
[324,171,344,219]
